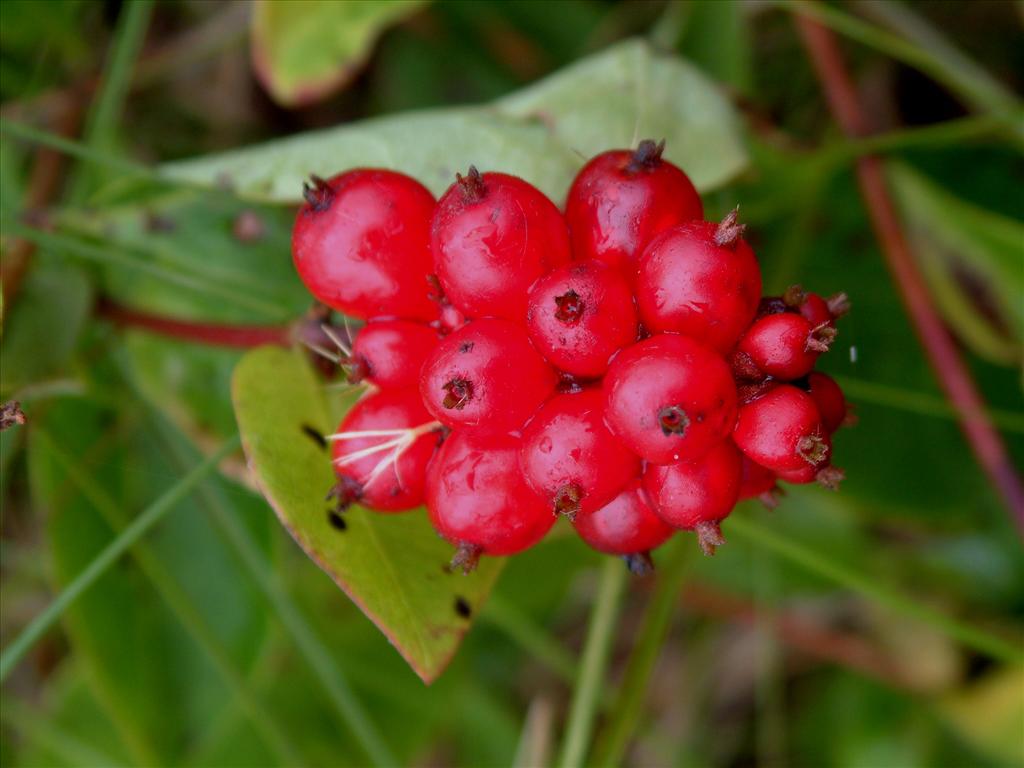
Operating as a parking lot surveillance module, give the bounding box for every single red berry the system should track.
[784,285,850,327]
[806,372,847,433]
[735,312,833,380]
[526,262,637,378]
[419,318,557,433]
[643,439,742,555]
[572,479,672,557]
[520,390,641,520]
[738,454,781,509]
[565,140,703,275]
[604,334,737,464]
[346,320,439,389]
[426,430,556,570]
[431,167,571,322]
[732,384,828,473]
[636,210,762,353]
[328,388,441,512]
[292,170,436,321]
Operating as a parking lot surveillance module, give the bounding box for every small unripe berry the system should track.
[292,170,437,320]
[603,334,737,464]
[565,140,703,275]
[431,168,571,322]
[419,318,557,433]
[526,262,637,378]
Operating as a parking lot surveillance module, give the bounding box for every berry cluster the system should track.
[292,141,850,574]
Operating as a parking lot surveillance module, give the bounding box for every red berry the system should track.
[573,479,672,556]
[732,384,828,473]
[565,140,703,275]
[526,262,637,378]
[426,430,555,570]
[643,439,742,555]
[292,170,436,321]
[603,334,737,464]
[419,318,557,433]
[520,390,640,520]
[328,388,441,512]
[806,372,847,433]
[736,312,832,380]
[431,167,570,322]
[346,321,439,389]
[784,285,850,328]
[636,211,762,353]
[738,454,780,508]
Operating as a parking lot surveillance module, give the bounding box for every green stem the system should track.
[482,595,579,685]
[2,220,289,320]
[774,0,1023,144]
[69,0,154,201]
[591,542,691,767]
[0,119,158,179]
[0,436,239,681]
[0,697,127,768]
[728,514,1024,663]
[557,558,628,768]
[143,409,396,768]
[834,375,1024,434]
[33,429,304,767]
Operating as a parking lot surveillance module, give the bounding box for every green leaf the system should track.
[231,345,502,683]
[890,163,1023,366]
[251,0,428,107]
[28,397,273,765]
[0,265,91,396]
[163,38,748,203]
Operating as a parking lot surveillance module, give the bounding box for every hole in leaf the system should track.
[454,596,471,619]
[327,510,347,531]
[302,423,327,450]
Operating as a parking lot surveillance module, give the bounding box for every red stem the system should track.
[796,14,1024,531]
[98,298,290,348]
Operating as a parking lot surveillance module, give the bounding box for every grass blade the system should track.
[556,558,628,768]
[0,435,239,682]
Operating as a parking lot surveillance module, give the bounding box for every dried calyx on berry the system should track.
[625,139,666,173]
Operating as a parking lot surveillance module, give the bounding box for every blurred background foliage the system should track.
[0,1,1022,767]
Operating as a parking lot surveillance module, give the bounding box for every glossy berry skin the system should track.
[604,334,737,464]
[643,439,742,530]
[348,321,439,389]
[293,170,436,321]
[796,292,833,328]
[431,169,571,322]
[737,313,820,380]
[526,262,637,378]
[426,430,555,555]
[739,455,778,500]
[573,480,672,556]
[806,372,847,433]
[330,388,440,512]
[732,384,828,473]
[419,318,557,433]
[565,141,703,275]
[636,221,762,353]
[520,391,640,518]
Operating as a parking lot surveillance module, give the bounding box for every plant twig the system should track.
[557,558,628,768]
[795,13,1024,532]
[97,298,290,348]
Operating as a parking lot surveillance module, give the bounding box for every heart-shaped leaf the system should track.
[251,0,428,107]
[232,346,502,683]
[163,38,747,203]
